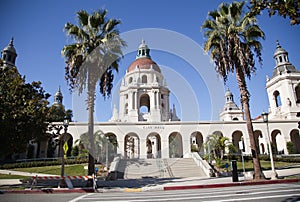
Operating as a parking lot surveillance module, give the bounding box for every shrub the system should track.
[287,142,294,154]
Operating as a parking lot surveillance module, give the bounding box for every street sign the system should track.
[63,142,68,155]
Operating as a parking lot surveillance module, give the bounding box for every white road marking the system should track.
[78,188,300,202]
[202,194,300,202]
[68,193,94,202]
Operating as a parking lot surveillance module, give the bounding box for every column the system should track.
[140,137,147,159]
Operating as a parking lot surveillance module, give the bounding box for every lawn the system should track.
[0,173,27,179]
[10,164,87,176]
[235,160,299,172]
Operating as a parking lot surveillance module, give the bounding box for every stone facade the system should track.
[62,40,300,159]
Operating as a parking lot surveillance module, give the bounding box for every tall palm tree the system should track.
[201,2,265,180]
[62,9,126,181]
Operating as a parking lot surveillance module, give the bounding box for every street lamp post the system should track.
[59,117,69,188]
[106,136,109,171]
[261,112,278,179]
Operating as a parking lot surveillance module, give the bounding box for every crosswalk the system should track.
[69,183,300,202]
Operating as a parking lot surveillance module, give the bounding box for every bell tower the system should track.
[53,86,63,106]
[1,37,17,68]
[115,40,173,122]
[219,88,244,121]
[266,40,300,120]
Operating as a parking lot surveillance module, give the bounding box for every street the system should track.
[2,183,300,202]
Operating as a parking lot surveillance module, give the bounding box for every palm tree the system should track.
[201,2,265,180]
[62,9,126,181]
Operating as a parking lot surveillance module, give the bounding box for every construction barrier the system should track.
[31,175,93,180]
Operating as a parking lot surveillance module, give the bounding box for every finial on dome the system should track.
[142,38,145,44]
[276,40,281,48]
[10,37,14,46]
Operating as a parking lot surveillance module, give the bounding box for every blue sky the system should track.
[1,0,299,122]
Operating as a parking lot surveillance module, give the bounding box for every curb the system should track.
[163,178,300,191]
[1,178,300,194]
[1,188,95,194]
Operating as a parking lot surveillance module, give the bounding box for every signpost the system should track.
[239,140,246,179]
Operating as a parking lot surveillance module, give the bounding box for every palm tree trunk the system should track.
[87,74,96,184]
[236,68,265,180]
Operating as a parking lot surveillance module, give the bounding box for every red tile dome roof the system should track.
[127,57,161,73]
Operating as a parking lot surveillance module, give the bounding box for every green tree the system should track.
[201,2,265,180]
[250,0,300,25]
[62,9,126,180]
[47,105,73,122]
[205,134,231,160]
[0,66,50,158]
[76,130,117,163]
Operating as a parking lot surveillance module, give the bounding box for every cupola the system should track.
[1,37,17,67]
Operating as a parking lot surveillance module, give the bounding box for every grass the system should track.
[0,173,27,179]
[10,164,87,176]
[222,160,299,172]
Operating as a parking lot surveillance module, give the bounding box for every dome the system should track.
[273,40,287,58]
[127,39,161,73]
[127,57,161,73]
[225,88,233,97]
[3,38,16,54]
[138,39,149,49]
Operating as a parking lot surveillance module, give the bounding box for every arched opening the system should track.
[190,132,204,154]
[58,133,73,157]
[142,75,147,84]
[169,132,183,158]
[253,130,263,154]
[139,94,150,121]
[232,131,243,154]
[295,84,300,103]
[290,129,300,154]
[105,133,118,162]
[260,143,265,154]
[125,103,128,114]
[129,77,133,84]
[124,133,140,159]
[146,133,161,158]
[271,130,282,154]
[273,91,282,107]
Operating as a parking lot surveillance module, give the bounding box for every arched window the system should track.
[139,94,150,112]
[128,77,133,84]
[125,103,128,114]
[273,91,282,107]
[142,75,147,84]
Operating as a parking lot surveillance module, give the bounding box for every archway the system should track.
[253,130,263,154]
[105,133,118,161]
[290,129,300,154]
[212,131,223,137]
[146,133,161,158]
[139,94,150,121]
[58,133,73,157]
[273,90,282,107]
[190,132,204,154]
[232,131,243,154]
[271,130,282,154]
[169,132,183,158]
[124,133,140,159]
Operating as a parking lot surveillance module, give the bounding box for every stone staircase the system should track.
[115,158,207,179]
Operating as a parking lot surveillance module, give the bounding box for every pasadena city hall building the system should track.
[2,38,300,160]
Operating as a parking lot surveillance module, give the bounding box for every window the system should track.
[129,77,133,84]
[142,75,147,83]
[273,91,282,107]
[125,103,128,114]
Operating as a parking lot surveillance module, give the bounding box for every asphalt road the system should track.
[2,183,300,202]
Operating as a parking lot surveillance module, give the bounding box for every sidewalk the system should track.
[0,168,299,193]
